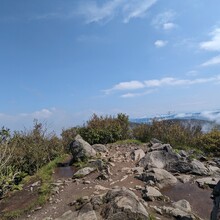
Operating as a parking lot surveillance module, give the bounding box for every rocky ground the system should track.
[1,135,220,220]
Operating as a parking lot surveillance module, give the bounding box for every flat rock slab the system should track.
[196,177,220,188]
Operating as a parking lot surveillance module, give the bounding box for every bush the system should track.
[197,128,220,156]
[78,113,130,145]
[9,120,63,175]
[132,120,202,149]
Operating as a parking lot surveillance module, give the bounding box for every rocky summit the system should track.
[2,136,220,220]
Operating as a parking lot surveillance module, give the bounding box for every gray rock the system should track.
[131,167,144,175]
[69,135,96,163]
[130,149,145,162]
[138,168,177,188]
[150,144,173,152]
[88,159,106,171]
[162,206,195,220]
[143,186,163,201]
[196,177,220,188]
[92,144,108,153]
[171,208,195,220]
[177,174,192,183]
[78,203,98,220]
[208,165,220,175]
[167,161,193,174]
[91,195,104,210]
[139,149,180,170]
[173,199,191,213]
[55,210,78,220]
[101,187,148,220]
[73,167,96,178]
[190,159,209,176]
[179,150,188,158]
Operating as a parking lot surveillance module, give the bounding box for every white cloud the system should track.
[200,110,220,123]
[77,0,157,24]
[200,28,220,51]
[154,40,168,48]
[201,55,220,67]
[121,90,155,98]
[105,75,220,95]
[152,10,176,30]
[122,0,157,23]
[163,22,176,30]
[105,80,145,94]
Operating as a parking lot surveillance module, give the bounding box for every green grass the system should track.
[2,154,68,220]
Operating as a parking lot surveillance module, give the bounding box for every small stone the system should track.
[83,180,91,184]
[120,175,128,182]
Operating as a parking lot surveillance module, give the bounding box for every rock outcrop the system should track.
[69,135,96,163]
[101,187,149,220]
[138,168,178,188]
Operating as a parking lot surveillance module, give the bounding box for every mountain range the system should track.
[131,110,220,128]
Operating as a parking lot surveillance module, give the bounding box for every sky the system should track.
[1,0,220,134]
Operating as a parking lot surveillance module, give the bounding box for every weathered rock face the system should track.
[173,199,191,213]
[130,149,145,162]
[54,203,98,220]
[190,159,209,176]
[69,135,96,163]
[142,186,163,201]
[77,203,98,220]
[101,187,149,220]
[138,168,177,188]
[92,144,108,153]
[138,144,181,170]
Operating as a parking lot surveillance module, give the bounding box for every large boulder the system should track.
[69,135,96,163]
[55,203,98,220]
[138,168,177,188]
[173,199,191,213]
[139,149,180,170]
[101,187,148,220]
[190,159,209,176]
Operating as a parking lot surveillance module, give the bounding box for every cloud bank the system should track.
[105,75,220,98]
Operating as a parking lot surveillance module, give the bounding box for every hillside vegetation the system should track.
[1,113,220,199]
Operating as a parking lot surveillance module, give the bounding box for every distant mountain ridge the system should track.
[131,110,220,124]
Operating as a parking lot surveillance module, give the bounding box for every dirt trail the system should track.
[20,144,145,220]
[0,143,214,220]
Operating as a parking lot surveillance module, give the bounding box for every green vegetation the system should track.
[76,113,130,145]
[1,155,66,220]
[0,120,64,199]
[61,113,131,144]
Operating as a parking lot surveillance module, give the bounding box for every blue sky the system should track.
[1,0,220,133]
